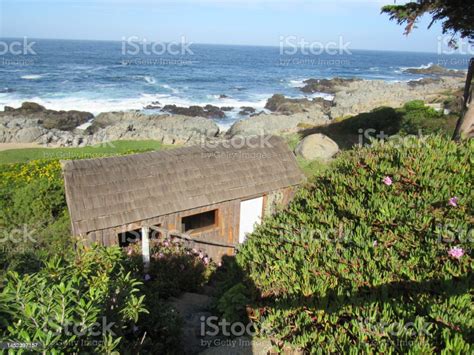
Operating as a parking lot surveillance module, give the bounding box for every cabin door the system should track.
[239,197,263,243]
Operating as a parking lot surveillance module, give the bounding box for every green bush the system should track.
[399,100,456,135]
[0,245,147,353]
[124,237,216,299]
[237,136,473,353]
[307,101,458,150]
[217,283,250,324]
[0,160,71,275]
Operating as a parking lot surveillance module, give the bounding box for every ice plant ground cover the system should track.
[237,135,473,353]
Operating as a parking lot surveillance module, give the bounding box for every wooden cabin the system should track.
[62,136,305,261]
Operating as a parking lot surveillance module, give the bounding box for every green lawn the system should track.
[0,140,168,164]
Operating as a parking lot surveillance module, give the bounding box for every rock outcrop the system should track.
[403,64,464,77]
[329,76,463,119]
[295,133,339,161]
[227,110,329,137]
[162,104,225,119]
[300,78,358,94]
[0,105,220,147]
[1,102,93,131]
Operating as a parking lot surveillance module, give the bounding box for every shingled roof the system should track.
[62,136,304,236]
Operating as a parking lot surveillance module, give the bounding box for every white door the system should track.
[239,197,263,243]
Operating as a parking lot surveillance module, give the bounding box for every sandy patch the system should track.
[0,143,51,151]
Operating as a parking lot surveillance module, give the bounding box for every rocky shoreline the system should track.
[0,73,465,148]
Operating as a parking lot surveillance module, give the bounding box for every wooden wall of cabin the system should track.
[86,199,241,262]
[84,185,299,262]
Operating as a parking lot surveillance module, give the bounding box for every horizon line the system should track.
[0,35,468,56]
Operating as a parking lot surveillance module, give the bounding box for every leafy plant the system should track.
[0,245,147,353]
[237,135,473,352]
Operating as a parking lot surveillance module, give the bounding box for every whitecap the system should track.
[144,76,156,84]
[21,74,43,80]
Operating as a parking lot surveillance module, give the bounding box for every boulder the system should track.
[295,133,339,161]
[14,127,45,143]
[228,110,329,137]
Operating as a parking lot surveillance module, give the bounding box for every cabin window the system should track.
[182,210,218,232]
[118,228,141,247]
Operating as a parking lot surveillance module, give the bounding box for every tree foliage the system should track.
[382,0,474,46]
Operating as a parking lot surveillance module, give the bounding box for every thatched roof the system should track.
[63,136,304,235]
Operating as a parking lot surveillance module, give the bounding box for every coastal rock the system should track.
[162,104,225,119]
[227,110,329,137]
[239,106,256,115]
[403,64,464,77]
[329,76,464,119]
[86,112,220,146]
[407,78,441,87]
[300,78,358,94]
[14,127,45,143]
[265,94,332,115]
[0,102,93,131]
[295,133,339,161]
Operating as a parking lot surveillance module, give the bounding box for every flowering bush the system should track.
[0,160,70,275]
[124,237,216,298]
[238,136,473,352]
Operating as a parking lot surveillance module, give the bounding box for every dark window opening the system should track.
[118,228,141,247]
[182,210,218,232]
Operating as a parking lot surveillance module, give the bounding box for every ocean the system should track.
[0,38,470,128]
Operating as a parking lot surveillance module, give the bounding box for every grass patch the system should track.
[0,140,169,165]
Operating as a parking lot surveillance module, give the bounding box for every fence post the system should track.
[141,226,150,271]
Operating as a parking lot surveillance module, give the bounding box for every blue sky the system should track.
[0,0,461,52]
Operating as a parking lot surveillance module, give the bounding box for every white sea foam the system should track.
[143,76,156,84]
[21,74,43,80]
[0,91,271,116]
[401,62,434,71]
[288,79,307,88]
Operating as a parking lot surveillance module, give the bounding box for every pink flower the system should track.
[203,257,209,265]
[127,248,133,256]
[382,176,392,186]
[448,247,464,260]
[448,197,459,207]
[373,240,378,247]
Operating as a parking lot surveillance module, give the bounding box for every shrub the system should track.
[0,245,147,353]
[306,101,458,149]
[399,100,456,135]
[217,283,250,324]
[237,136,473,353]
[124,237,216,299]
[0,160,71,275]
